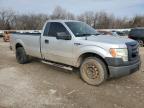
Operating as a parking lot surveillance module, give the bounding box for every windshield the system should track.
[65,22,99,37]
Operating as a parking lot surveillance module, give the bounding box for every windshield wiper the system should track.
[76,33,99,37]
[76,33,91,37]
[91,33,100,36]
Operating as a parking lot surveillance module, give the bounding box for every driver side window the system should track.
[48,22,70,37]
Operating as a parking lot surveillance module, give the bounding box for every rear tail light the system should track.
[128,35,132,38]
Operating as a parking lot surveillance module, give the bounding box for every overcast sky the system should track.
[0,0,144,17]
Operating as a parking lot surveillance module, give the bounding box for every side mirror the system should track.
[56,32,71,40]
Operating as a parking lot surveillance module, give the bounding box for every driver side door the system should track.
[41,22,74,65]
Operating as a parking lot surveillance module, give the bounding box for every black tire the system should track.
[16,47,30,64]
[80,57,108,86]
[137,40,143,47]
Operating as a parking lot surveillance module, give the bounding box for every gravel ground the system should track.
[0,38,144,108]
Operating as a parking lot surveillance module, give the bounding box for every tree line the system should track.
[0,6,144,30]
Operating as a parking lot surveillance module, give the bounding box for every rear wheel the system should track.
[137,40,143,47]
[80,57,108,86]
[16,47,30,64]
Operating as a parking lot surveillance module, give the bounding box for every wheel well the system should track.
[16,43,23,49]
[77,52,110,75]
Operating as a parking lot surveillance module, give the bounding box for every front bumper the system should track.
[108,61,140,78]
[105,57,141,78]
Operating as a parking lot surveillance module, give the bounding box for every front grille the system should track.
[126,41,139,61]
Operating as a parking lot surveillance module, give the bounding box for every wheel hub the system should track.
[85,63,99,79]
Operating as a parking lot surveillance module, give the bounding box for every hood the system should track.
[77,35,136,49]
[85,35,135,44]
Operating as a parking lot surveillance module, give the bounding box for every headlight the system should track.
[109,48,128,61]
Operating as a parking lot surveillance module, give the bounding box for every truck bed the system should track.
[11,33,42,58]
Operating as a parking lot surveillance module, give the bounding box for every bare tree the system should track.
[15,14,49,30]
[77,11,94,27]
[50,6,75,20]
[50,6,67,20]
[66,12,75,20]
[132,15,144,27]
[0,9,15,29]
[0,6,144,30]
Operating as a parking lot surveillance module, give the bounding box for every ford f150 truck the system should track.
[10,20,141,85]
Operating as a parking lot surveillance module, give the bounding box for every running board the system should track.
[41,60,73,71]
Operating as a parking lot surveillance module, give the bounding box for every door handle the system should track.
[74,43,82,46]
[45,39,49,44]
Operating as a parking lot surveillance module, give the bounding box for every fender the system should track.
[15,39,25,51]
[74,45,112,67]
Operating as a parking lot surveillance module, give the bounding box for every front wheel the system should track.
[80,57,108,86]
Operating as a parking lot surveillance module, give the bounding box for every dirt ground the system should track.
[0,38,144,108]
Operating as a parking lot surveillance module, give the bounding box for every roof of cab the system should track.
[47,20,81,23]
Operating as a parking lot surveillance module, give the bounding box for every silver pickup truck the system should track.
[10,20,141,85]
